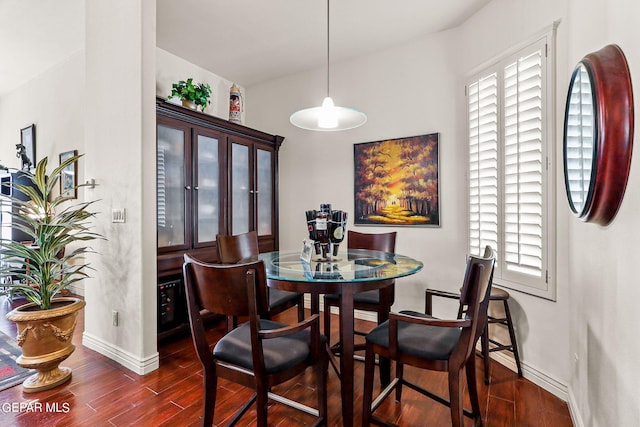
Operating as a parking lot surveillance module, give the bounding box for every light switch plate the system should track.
[112,208,126,223]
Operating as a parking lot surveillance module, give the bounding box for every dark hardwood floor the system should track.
[0,296,573,426]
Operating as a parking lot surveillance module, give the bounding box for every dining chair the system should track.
[362,248,495,427]
[426,285,522,384]
[183,254,328,427]
[323,230,396,381]
[217,231,305,330]
[424,246,520,384]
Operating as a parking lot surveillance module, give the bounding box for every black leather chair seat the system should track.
[269,288,304,311]
[324,290,380,305]
[365,310,462,360]
[214,319,325,374]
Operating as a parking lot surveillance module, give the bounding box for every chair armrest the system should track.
[258,314,320,339]
[387,311,471,358]
[425,288,461,315]
[426,289,461,299]
[390,312,471,329]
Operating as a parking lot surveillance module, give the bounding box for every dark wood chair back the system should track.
[451,253,495,365]
[182,254,327,426]
[216,231,305,327]
[216,231,259,264]
[347,230,397,253]
[362,247,495,427]
[183,254,268,319]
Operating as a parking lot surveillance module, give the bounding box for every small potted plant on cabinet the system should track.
[0,154,102,393]
[168,77,212,112]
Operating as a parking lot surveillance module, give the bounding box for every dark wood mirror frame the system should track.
[563,44,634,226]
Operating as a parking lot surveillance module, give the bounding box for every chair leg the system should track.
[362,344,376,427]
[323,299,332,346]
[256,383,269,427]
[316,350,328,425]
[227,315,238,333]
[481,323,490,384]
[297,297,305,322]
[377,310,391,387]
[503,300,523,377]
[202,370,217,426]
[379,356,391,387]
[448,368,464,427]
[395,362,404,402]
[466,354,483,426]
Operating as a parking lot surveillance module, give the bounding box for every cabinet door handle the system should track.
[185,185,191,190]
[194,186,199,191]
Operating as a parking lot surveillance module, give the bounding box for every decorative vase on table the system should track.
[305,203,347,260]
[6,297,85,393]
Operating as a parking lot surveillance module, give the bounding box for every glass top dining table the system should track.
[258,249,423,427]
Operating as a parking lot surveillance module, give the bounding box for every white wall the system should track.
[0,51,86,170]
[565,0,640,425]
[0,51,88,296]
[453,0,572,400]
[156,48,245,123]
[82,0,158,375]
[248,29,468,315]
[250,0,640,425]
[247,0,572,402]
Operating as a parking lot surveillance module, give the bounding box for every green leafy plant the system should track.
[0,155,103,310]
[168,78,212,112]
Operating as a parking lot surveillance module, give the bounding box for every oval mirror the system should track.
[562,44,634,226]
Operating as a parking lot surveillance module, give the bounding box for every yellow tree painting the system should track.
[354,133,439,226]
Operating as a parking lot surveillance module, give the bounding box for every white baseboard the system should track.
[82,332,159,375]
[567,387,584,427]
[486,353,583,427]
[489,351,568,401]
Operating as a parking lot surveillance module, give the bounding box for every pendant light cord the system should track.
[326,0,330,98]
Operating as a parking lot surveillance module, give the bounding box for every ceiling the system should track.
[0,0,491,95]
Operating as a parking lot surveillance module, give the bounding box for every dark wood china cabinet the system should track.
[155,97,283,337]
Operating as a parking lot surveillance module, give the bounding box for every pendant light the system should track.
[289,0,367,131]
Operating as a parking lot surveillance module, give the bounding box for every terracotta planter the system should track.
[6,297,85,393]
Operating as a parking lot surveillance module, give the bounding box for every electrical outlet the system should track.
[112,208,126,223]
[112,310,119,326]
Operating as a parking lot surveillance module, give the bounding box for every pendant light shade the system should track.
[290,97,367,131]
[290,0,367,131]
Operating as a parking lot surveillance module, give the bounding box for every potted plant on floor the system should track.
[168,77,212,112]
[0,154,102,393]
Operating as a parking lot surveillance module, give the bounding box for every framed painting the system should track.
[20,124,36,170]
[59,150,78,199]
[354,133,439,226]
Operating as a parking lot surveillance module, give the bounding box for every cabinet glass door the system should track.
[231,142,250,235]
[194,134,220,245]
[256,148,273,236]
[157,124,187,249]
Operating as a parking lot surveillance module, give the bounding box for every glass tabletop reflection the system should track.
[258,249,423,282]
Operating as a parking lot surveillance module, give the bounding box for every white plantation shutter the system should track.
[503,49,543,281]
[467,32,555,300]
[468,74,499,258]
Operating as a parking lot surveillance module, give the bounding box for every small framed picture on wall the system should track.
[19,124,36,170]
[59,150,78,199]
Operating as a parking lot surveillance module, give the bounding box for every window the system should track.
[467,26,556,300]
